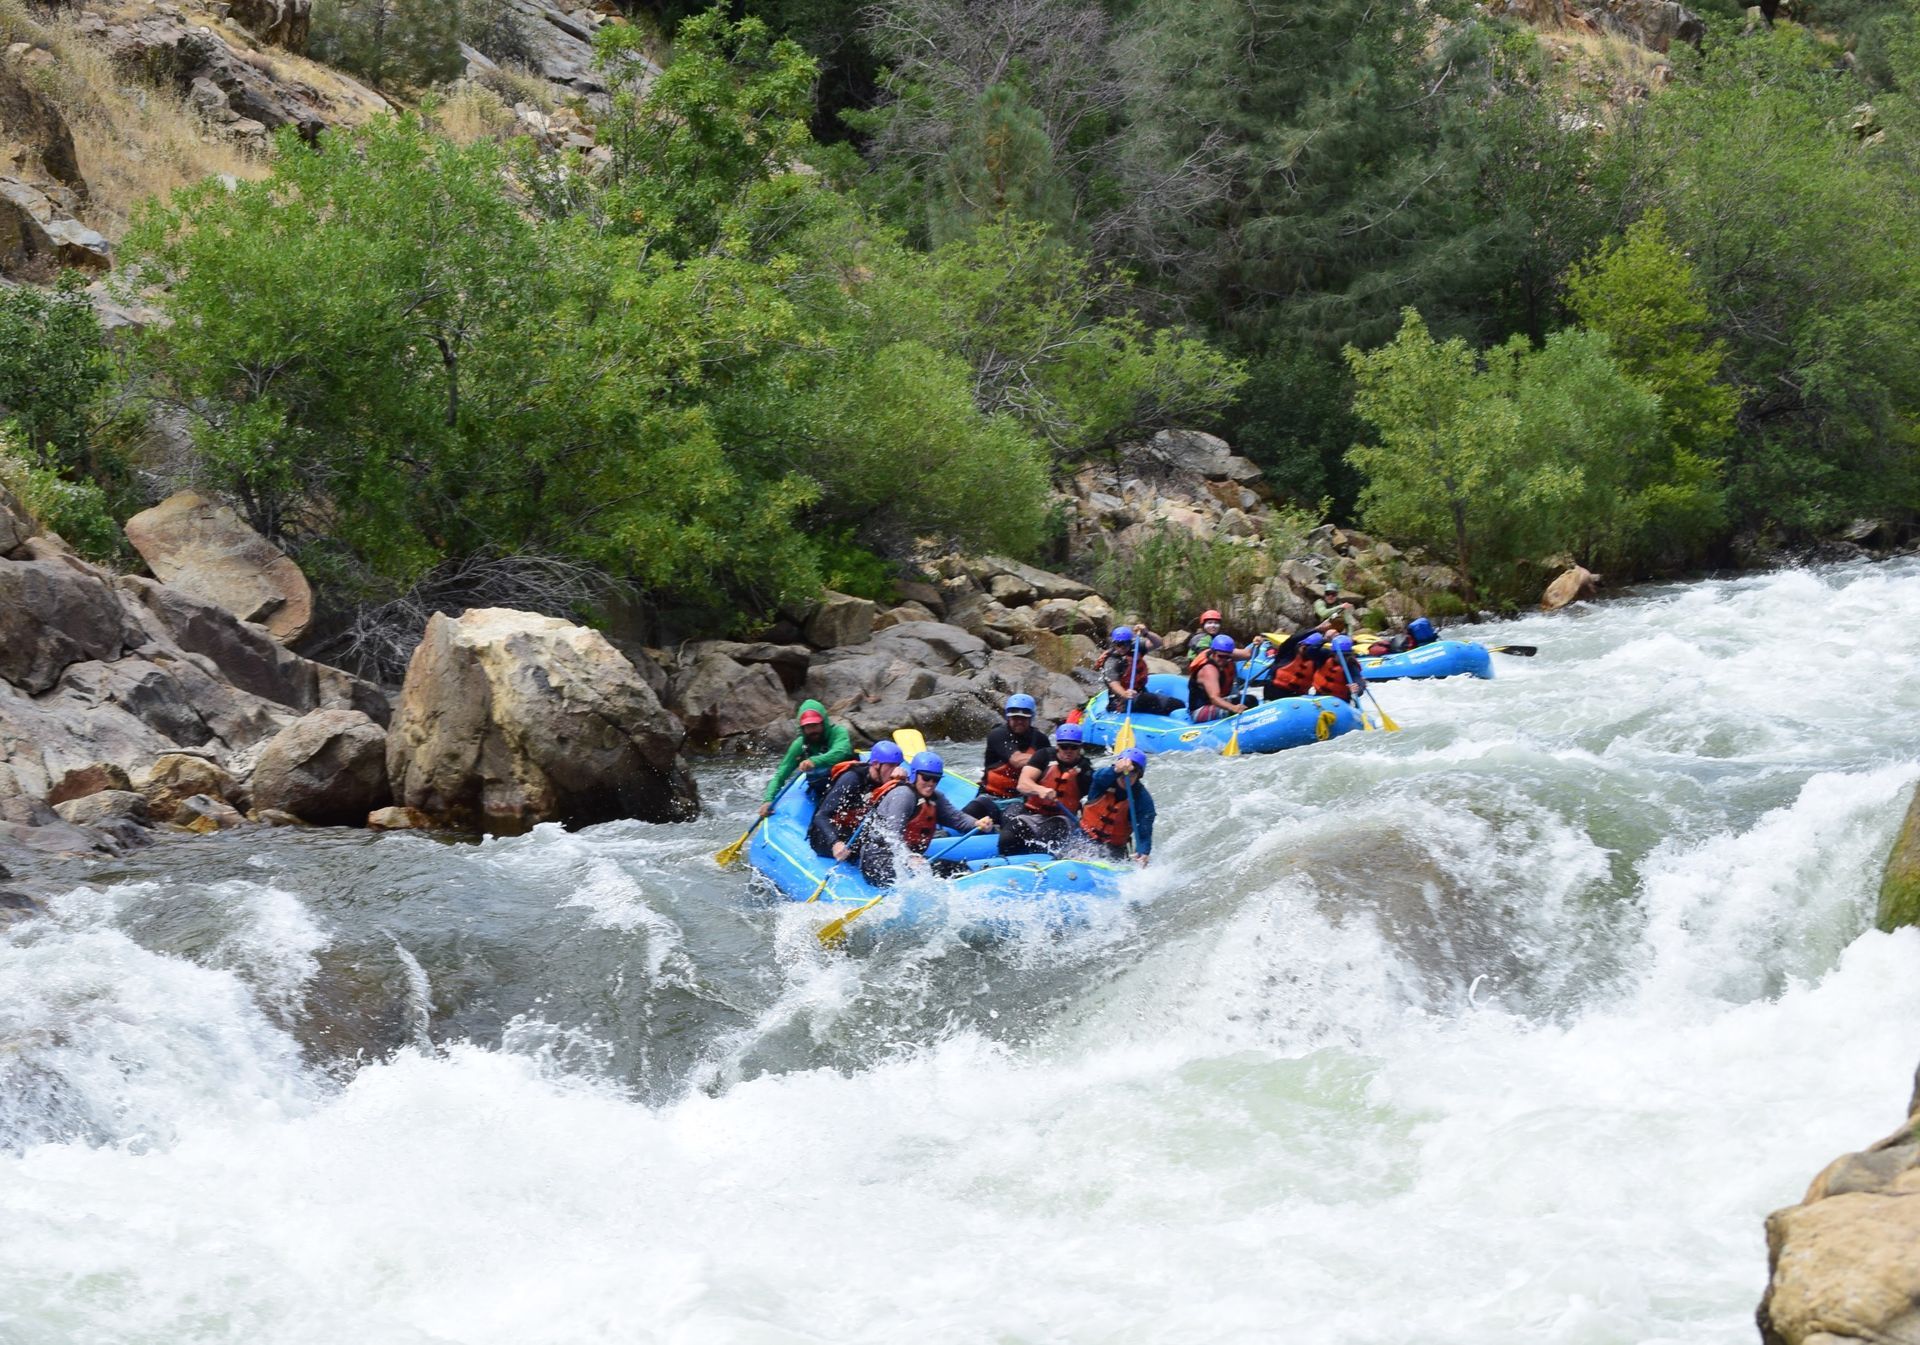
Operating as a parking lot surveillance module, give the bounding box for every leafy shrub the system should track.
[1093,527,1265,634]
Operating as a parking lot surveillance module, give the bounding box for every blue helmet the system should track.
[1332,635,1354,652]
[1302,632,1325,648]
[1054,722,1084,744]
[1120,748,1147,773]
[1408,617,1436,644]
[910,751,944,780]
[1210,633,1236,654]
[1004,693,1037,716]
[869,740,904,766]
[1110,626,1135,643]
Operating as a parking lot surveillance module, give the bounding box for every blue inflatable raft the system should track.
[747,763,1132,932]
[1079,673,1363,756]
[1240,638,1494,686]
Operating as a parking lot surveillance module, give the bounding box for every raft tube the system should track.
[1079,673,1363,756]
[1240,639,1494,685]
[747,762,1131,932]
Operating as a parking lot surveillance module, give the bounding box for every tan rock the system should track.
[1760,1114,1920,1345]
[386,608,698,834]
[803,590,877,649]
[1541,565,1601,612]
[137,754,236,822]
[251,708,390,826]
[366,805,433,831]
[45,762,132,807]
[175,793,245,832]
[124,492,313,643]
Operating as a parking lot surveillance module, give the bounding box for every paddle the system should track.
[892,727,927,759]
[816,729,963,947]
[806,810,872,903]
[817,817,981,947]
[714,814,763,868]
[1113,642,1140,752]
[1489,645,1537,657]
[1338,646,1400,733]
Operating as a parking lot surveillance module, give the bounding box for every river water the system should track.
[4,561,1919,1344]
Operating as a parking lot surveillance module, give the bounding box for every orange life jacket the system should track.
[983,737,1041,798]
[1313,652,1355,700]
[1187,655,1237,713]
[1269,649,1316,694]
[828,762,884,833]
[1080,788,1132,847]
[869,779,940,852]
[1024,758,1085,815]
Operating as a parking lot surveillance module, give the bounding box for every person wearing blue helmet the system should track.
[809,739,907,858]
[1187,632,1256,722]
[1259,621,1338,702]
[1077,748,1154,865]
[1312,632,1366,703]
[1359,614,1440,657]
[854,750,994,887]
[964,692,1049,821]
[1101,623,1182,716]
[998,721,1096,858]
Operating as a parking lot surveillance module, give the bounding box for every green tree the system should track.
[1565,213,1737,466]
[310,0,466,90]
[0,276,108,471]
[931,83,1070,244]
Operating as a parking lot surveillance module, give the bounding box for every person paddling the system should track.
[809,741,906,858]
[998,722,1094,858]
[1077,748,1153,866]
[1262,625,1334,702]
[964,693,1048,822]
[1188,634,1256,721]
[1103,625,1183,717]
[759,699,854,817]
[853,752,994,887]
[1311,633,1366,704]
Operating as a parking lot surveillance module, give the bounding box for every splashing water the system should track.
[3,561,1919,1344]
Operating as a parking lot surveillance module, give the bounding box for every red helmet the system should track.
[1200,609,1223,623]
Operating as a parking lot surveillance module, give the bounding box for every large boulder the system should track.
[228,0,312,51]
[0,176,109,280]
[1879,784,1920,932]
[0,59,84,196]
[1758,1108,1920,1345]
[1135,429,1264,486]
[1541,565,1601,612]
[670,648,793,747]
[251,708,390,826]
[803,590,878,649]
[123,491,313,643]
[0,557,127,692]
[118,576,317,709]
[136,753,238,822]
[386,608,699,834]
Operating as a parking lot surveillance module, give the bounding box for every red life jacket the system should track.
[1269,649,1316,694]
[1080,788,1131,847]
[870,779,940,852]
[1313,652,1355,700]
[983,763,1021,797]
[1024,758,1086,815]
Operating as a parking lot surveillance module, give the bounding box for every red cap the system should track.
[798,709,825,726]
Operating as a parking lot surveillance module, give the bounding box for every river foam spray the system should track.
[4,561,1919,1343]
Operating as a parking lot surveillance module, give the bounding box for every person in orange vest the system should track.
[1311,633,1367,703]
[1187,634,1256,721]
[808,740,906,858]
[853,752,994,887]
[1261,626,1330,701]
[998,722,1095,857]
[964,693,1048,822]
[1077,749,1154,866]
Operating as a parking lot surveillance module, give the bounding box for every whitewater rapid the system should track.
[4,562,1919,1344]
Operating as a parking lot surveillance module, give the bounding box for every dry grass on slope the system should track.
[0,0,263,238]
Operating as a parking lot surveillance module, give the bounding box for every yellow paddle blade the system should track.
[818,893,886,947]
[1376,706,1401,732]
[714,818,759,867]
[1113,720,1136,752]
[1221,726,1241,758]
[892,728,927,759]
[805,867,831,903]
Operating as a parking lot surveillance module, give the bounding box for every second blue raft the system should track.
[1240,638,1494,686]
[1079,673,1363,756]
